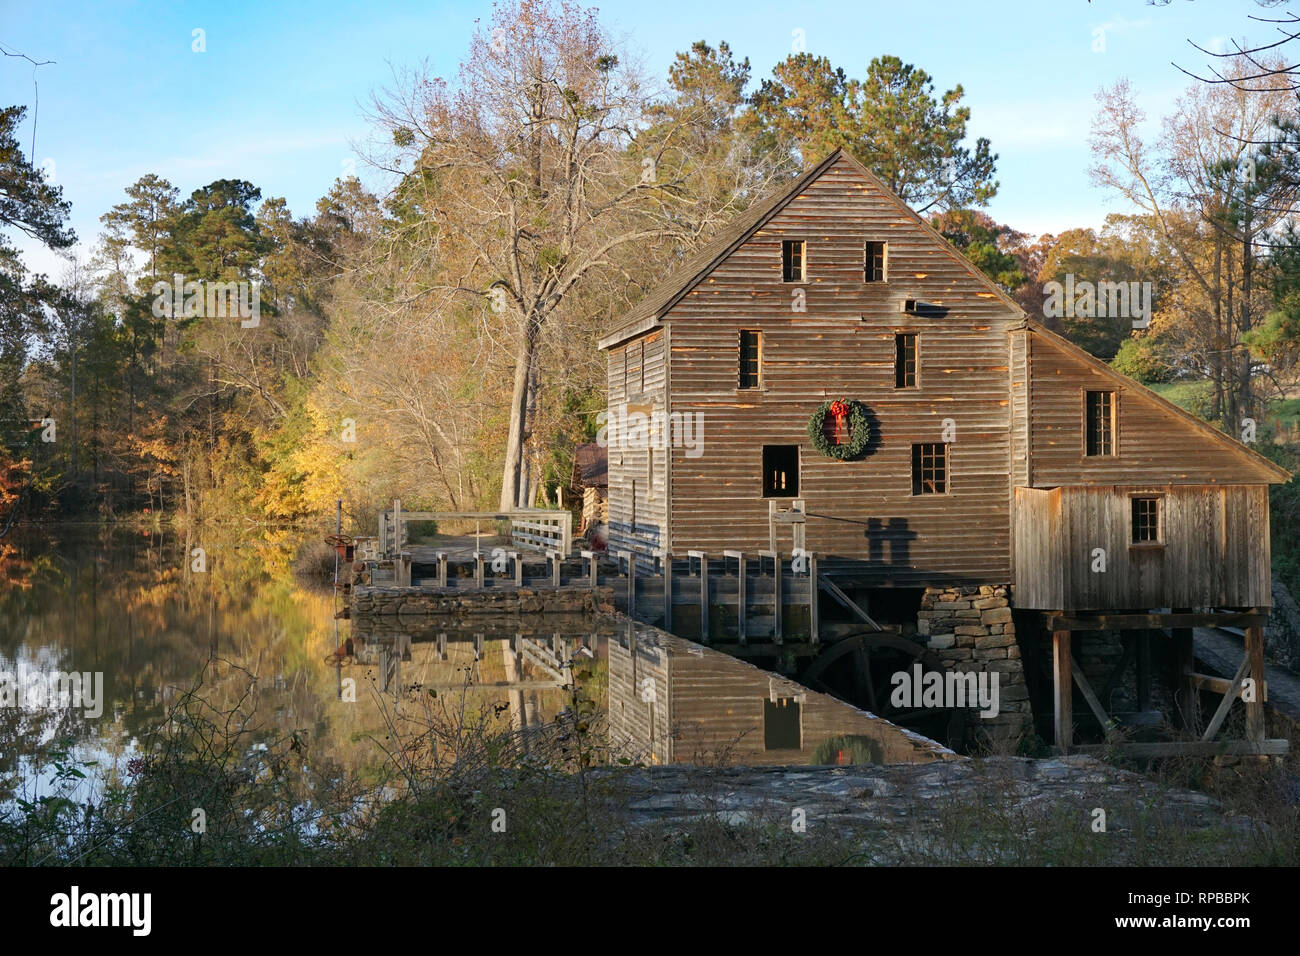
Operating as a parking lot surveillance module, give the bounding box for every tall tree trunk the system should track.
[498,317,540,511]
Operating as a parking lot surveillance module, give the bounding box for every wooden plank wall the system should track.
[1027,333,1279,485]
[1013,484,1271,609]
[662,153,1019,584]
[606,628,672,763]
[606,329,668,561]
[1009,328,1030,488]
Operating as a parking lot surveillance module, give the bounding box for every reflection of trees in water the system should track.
[0,524,354,792]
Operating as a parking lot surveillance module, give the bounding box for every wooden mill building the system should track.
[597,148,1290,755]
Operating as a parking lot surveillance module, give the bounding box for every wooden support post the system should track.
[437,552,447,588]
[378,510,388,557]
[759,550,781,644]
[690,550,708,643]
[1245,625,1266,742]
[511,551,522,587]
[1135,631,1151,712]
[1171,613,1197,731]
[581,549,597,589]
[725,550,746,644]
[437,632,447,661]
[808,552,819,645]
[658,550,672,631]
[474,632,484,661]
[395,552,412,587]
[545,549,561,587]
[393,498,402,552]
[475,552,485,588]
[1053,629,1073,753]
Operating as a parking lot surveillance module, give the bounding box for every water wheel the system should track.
[800,631,969,749]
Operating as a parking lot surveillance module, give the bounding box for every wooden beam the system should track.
[1047,611,1269,632]
[1053,630,1073,753]
[1070,659,1117,739]
[725,551,746,644]
[689,550,708,644]
[659,550,672,631]
[1245,625,1266,742]
[818,574,882,631]
[1070,740,1289,758]
[1171,617,1197,732]
[1201,653,1251,742]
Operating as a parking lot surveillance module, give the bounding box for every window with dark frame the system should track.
[782,240,805,282]
[895,333,917,388]
[911,442,947,495]
[762,445,799,497]
[1132,497,1160,544]
[739,330,761,389]
[1085,390,1115,456]
[865,241,886,282]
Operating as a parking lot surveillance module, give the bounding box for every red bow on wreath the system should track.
[829,399,850,445]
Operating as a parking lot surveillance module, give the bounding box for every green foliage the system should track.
[748,54,997,212]
[1110,336,1172,384]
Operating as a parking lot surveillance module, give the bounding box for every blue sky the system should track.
[1,0,1281,278]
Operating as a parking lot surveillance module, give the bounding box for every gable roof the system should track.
[598,147,1025,350]
[1024,318,1292,484]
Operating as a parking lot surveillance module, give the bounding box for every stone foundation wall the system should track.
[353,585,612,617]
[917,585,1032,743]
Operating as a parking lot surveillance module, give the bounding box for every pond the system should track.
[0,525,950,814]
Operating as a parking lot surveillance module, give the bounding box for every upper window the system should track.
[763,445,799,498]
[1132,496,1160,544]
[911,442,948,495]
[1085,390,1115,456]
[865,241,887,282]
[895,333,917,388]
[782,240,805,282]
[739,330,761,389]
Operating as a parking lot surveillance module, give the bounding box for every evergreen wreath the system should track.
[808,399,871,460]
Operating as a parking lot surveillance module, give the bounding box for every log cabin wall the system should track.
[1013,484,1272,610]
[660,154,1020,585]
[606,329,668,562]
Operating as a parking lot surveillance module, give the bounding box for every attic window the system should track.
[1085,390,1115,457]
[865,241,887,282]
[782,240,805,282]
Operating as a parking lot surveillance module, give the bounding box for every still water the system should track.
[0,526,948,808]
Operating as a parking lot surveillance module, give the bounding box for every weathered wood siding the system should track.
[606,329,668,561]
[1013,484,1271,610]
[1009,328,1030,488]
[1026,332,1281,486]
[607,628,954,764]
[607,627,672,763]
[663,154,1019,584]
